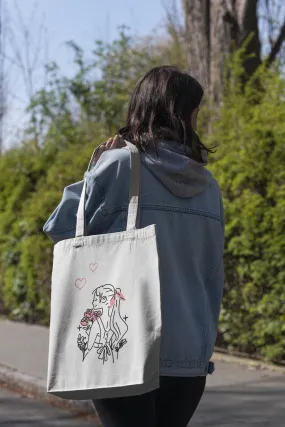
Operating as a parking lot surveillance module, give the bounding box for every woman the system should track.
[44,66,224,427]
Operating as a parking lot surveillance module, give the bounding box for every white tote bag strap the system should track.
[76,141,141,237]
[75,143,105,238]
[125,140,141,231]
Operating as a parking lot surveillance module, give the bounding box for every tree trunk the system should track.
[183,0,210,88]
[182,0,262,101]
[236,0,261,77]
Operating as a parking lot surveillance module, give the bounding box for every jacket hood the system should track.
[141,140,210,198]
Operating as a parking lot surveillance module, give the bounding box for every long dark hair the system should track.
[119,65,212,162]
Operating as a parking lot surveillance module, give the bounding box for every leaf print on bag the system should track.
[76,284,128,363]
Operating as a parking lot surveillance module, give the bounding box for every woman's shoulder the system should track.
[90,147,130,175]
[204,168,221,193]
[84,147,130,179]
[84,147,131,196]
[100,147,130,164]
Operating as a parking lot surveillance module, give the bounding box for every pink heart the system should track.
[89,263,98,272]
[75,278,87,290]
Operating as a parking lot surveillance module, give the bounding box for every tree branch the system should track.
[266,18,285,67]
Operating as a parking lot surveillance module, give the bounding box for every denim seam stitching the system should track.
[200,257,224,362]
[159,359,206,368]
[103,205,221,222]
[45,207,105,235]
[85,173,105,198]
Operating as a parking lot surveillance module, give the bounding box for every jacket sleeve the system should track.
[43,149,130,243]
[43,176,105,243]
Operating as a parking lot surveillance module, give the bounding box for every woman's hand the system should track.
[93,135,125,164]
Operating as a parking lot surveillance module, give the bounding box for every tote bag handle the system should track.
[75,140,141,237]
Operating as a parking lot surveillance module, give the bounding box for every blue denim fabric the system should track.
[44,147,224,377]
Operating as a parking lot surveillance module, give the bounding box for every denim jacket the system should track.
[44,141,224,377]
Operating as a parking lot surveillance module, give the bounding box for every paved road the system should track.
[1,375,285,427]
[0,387,99,427]
[193,376,285,426]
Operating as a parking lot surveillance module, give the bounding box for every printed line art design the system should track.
[77,284,128,363]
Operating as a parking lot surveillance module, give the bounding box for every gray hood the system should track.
[141,140,210,198]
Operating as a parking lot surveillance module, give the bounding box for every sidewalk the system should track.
[0,320,94,415]
[0,319,284,417]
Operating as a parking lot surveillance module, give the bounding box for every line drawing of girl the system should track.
[77,284,128,363]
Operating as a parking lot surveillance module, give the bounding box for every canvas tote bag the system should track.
[47,141,161,400]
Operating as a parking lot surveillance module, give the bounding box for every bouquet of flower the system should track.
[80,308,101,327]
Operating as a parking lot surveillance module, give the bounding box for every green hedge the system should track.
[209,63,285,362]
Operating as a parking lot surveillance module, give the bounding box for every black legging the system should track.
[93,376,206,427]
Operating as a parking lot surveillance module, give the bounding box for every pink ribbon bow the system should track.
[110,291,125,307]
